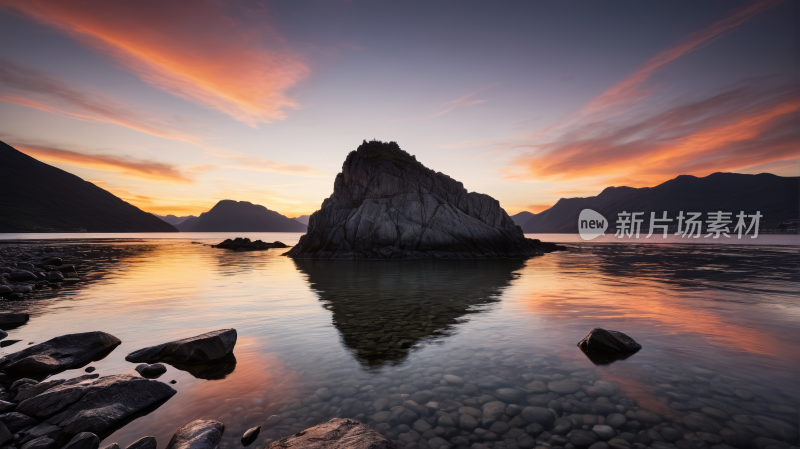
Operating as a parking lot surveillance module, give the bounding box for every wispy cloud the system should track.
[1,0,310,127]
[224,155,330,178]
[0,58,202,144]
[582,0,782,114]
[503,81,799,186]
[13,141,193,183]
[429,92,487,118]
[502,1,790,188]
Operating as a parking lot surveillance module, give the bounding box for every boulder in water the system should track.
[577,328,641,364]
[165,420,224,449]
[125,329,237,364]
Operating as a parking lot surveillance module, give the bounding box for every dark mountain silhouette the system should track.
[156,214,196,226]
[0,140,177,233]
[291,215,310,225]
[176,200,307,232]
[519,173,799,233]
[510,211,535,227]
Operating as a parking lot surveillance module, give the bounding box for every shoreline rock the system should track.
[0,332,121,376]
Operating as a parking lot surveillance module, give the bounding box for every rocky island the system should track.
[287,140,564,259]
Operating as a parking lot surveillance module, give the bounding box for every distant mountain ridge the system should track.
[176,200,307,232]
[156,214,196,226]
[291,215,310,225]
[0,140,177,233]
[518,173,799,233]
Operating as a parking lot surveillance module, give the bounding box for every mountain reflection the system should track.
[293,259,525,368]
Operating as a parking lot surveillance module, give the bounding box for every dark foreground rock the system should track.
[212,238,289,251]
[0,313,30,327]
[241,426,260,447]
[0,332,121,375]
[165,419,224,449]
[286,140,563,259]
[266,418,395,448]
[15,374,176,441]
[125,329,237,364]
[577,328,642,364]
[62,432,100,449]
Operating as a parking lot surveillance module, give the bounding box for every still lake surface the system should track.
[0,233,798,449]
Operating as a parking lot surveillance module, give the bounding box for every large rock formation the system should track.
[287,140,560,259]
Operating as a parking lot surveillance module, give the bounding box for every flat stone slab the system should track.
[16,374,176,440]
[265,418,395,448]
[0,332,121,375]
[125,329,237,364]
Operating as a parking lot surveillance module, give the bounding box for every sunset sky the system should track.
[0,0,796,217]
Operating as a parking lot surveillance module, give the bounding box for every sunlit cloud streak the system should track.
[1,0,309,127]
[0,58,201,144]
[504,82,799,186]
[502,0,793,188]
[14,141,193,183]
[582,0,782,114]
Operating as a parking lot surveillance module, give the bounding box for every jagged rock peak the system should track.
[287,140,561,259]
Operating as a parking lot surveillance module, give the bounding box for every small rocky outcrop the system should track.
[212,238,289,251]
[15,374,176,441]
[577,328,641,364]
[164,420,224,449]
[0,332,121,375]
[265,418,395,448]
[125,329,237,364]
[287,140,564,259]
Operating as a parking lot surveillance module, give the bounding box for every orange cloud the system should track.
[527,203,552,214]
[505,81,798,187]
[1,0,309,126]
[15,142,193,183]
[0,59,202,144]
[582,0,782,114]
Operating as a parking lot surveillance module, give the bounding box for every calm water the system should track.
[0,235,798,449]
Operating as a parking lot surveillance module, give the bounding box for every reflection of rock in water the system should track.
[563,244,800,295]
[294,259,525,368]
[167,353,238,380]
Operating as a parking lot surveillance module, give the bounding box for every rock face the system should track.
[577,328,642,358]
[286,140,561,259]
[165,420,224,449]
[0,332,121,375]
[16,374,176,440]
[265,418,395,448]
[125,329,237,364]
